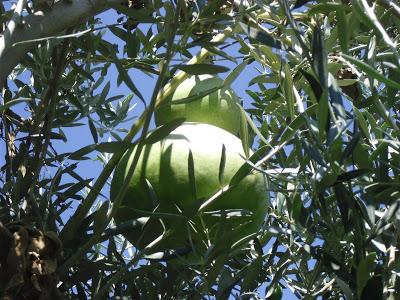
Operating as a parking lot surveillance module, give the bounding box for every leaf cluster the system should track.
[1,0,400,299]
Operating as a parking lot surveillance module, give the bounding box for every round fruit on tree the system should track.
[110,123,267,254]
[155,75,241,135]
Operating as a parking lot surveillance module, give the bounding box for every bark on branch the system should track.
[0,0,121,87]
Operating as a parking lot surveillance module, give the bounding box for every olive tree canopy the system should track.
[1,0,400,299]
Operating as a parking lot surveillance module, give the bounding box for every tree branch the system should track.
[0,0,122,87]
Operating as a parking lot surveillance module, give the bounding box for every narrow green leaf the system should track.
[258,46,281,71]
[375,200,400,232]
[353,142,371,169]
[93,201,110,235]
[279,104,318,143]
[361,276,383,300]
[308,3,350,15]
[248,74,271,86]
[265,259,290,297]
[88,118,98,144]
[369,142,388,163]
[217,268,236,297]
[312,26,328,89]
[354,195,375,227]
[188,149,197,201]
[342,54,400,89]
[218,144,226,186]
[242,106,270,146]
[0,99,32,114]
[328,76,346,118]
[357,252,376,297]
[333,183,353,232]
[280,0,309,54]
[367,35,376,62]
[109,26,127,41]
[230,145,268,187]
[266,285,282,300]
[340,132,361,163]
[49,131,67,142]
[69,142,134,160]
[200,0,225,16]
[70,63,95,82]
[206,255,228,292]
[239,106,250,157]
[242,256,263,292]
[12,28,93,46]
[283,63,295,121]
[336,277,354,300]
[204,45,237,63]
[300,69,323,101]
[69,145,97,160]
[353,107,371,140]
[126,31,140,58]
[99,81,110,105]
[291,194,309,228]
[174,64,230,75]
[144,178,159,208]
[108,3,156,22]
[352,0,397,50]
[163,1,175,42]
[301,139,326,166]
[293,0,312,9]
[170,85,222,105]
[239,22,283,50]
[57,179,92,201]
[336,7,348,53]
[222,59,249,93]
[115,60,145,104]
[145,118,186,144]
[337,169,369,182]
[317,90,330,140]
[95,142,134,153]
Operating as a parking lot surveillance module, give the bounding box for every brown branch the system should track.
[0,0,125,87]
[25,32,72,227]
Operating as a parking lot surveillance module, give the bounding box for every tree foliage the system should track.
[1,0,400,299]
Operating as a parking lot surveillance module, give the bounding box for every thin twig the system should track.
[312,278,336,297]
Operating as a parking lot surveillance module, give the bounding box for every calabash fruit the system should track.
[155,75,241,135]
[110,123,266,253]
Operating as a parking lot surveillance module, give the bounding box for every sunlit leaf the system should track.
[342,54,400,89]
[239,22,283,50]
[145,118,185,144]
